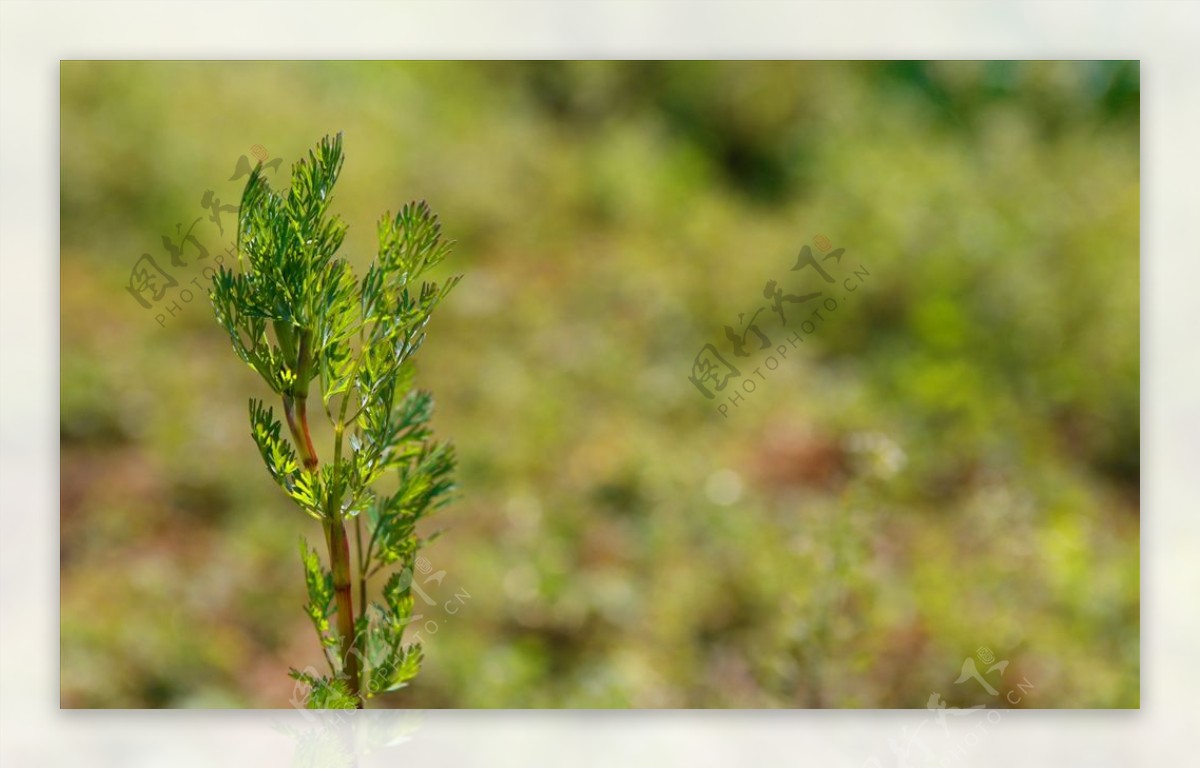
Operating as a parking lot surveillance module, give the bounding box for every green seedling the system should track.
[210,134,460,708]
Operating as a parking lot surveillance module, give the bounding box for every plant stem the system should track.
[283,331,319,471]
[327,410,365,707]
[326,515,362,706]
[282,359,362,705]
[282,394,319,471]
[356,514,367,617]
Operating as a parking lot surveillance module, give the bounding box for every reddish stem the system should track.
[283,395,319,471]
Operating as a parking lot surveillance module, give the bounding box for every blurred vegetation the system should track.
[60,61,1138,708]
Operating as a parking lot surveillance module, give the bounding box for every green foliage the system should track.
[299,539,337,653]
[210,134,460,707]
[61,63,1138,709]
[288,668,359,710]
[363,570,424,694]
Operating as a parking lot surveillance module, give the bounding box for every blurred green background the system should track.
[60,61,1139,708]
